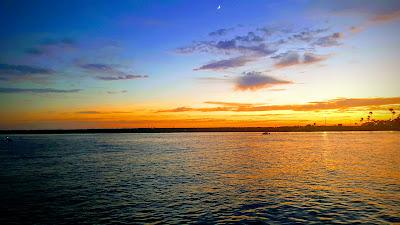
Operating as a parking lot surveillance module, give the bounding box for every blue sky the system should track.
[0,0,400,129]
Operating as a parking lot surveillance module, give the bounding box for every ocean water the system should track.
[0,132,399,224]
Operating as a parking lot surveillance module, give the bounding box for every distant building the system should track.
[338,124,343,126]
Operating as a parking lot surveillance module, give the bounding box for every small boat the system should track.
[3,136,13,143]
[262,132,270,135]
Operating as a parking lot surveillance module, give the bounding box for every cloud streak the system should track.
[313,32,343,47]
[194,56,256,71]
[177,23,340,72]
[76,111,131,114]
[160,97,400,113]
[371,9,400,22]
[209,28,234,36]
[235,71,293,91]
[96,75,147,80]
[274,52,328,68]
[0,87,81,93]
[79,63,148,81]
[0,63,54,81]
[178,37,275,57]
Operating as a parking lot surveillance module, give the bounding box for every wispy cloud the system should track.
[274,52,328,68]
[79,63,148,81]
[160,97,400,113]
[76,110,131,114]
[289,28,329,42]
[194,56,256,71]
[177,23,339,72]
[178,39,276,57]
[371,9,400,22]
[107,90,128,94]
[274,51,300,68]
[0,87,81,93]
[313,32,343,47]
[0,63,54,81]
[97,75,147,80]
[25,37,77,55]
[235,71,292,91]
[209,28,234,36]
[303,53,327,64]
[80,63,114,71]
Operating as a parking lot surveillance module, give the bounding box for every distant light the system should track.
[217,5,221,10]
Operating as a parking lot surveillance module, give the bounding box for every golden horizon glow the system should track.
[0,1,399,129]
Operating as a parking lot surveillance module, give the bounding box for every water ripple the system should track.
[0,132,399,224]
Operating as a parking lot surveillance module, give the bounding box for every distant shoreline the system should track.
[1,126,399,134]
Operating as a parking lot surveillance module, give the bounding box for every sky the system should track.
[0,0,400,129]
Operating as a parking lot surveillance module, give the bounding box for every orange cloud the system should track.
[160,97,400,113]
[371,10,400,23]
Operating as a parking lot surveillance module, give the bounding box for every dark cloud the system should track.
[0,64,53,75]
[80,63,113,72]
[0,87,81,93]
[235,71,292,91]
[209,28,233,36]
[215,40,236,50]
[25,37,77,55]
[274,52,327,68]
[289,28,329,42]
[274,52,300,68]
[213,39,272,55]
[303,53,326,64]
[175,41,215,54]
[194,56,255,71]
[177,24,338,72]
[107,90,128,94]
[238,43,276,56]
[256,27,276,36]
[313,32,343,47]
[160,97,400,113]
[80,63,148,81]
[177,37,275,56]
[96,75,147,80]
[235,32,264,42]
[0,63,53,81]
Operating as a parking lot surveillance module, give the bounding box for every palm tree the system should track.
[389,108,396,120]
[360,117,364,123]
[367,112,373,123]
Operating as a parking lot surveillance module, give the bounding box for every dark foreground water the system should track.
[0,132,399,224]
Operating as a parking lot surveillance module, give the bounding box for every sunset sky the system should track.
[0,0,399,129]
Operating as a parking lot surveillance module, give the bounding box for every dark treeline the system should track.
[357,109,400,130]
[1,111,399,134]
[1,125,398,134]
